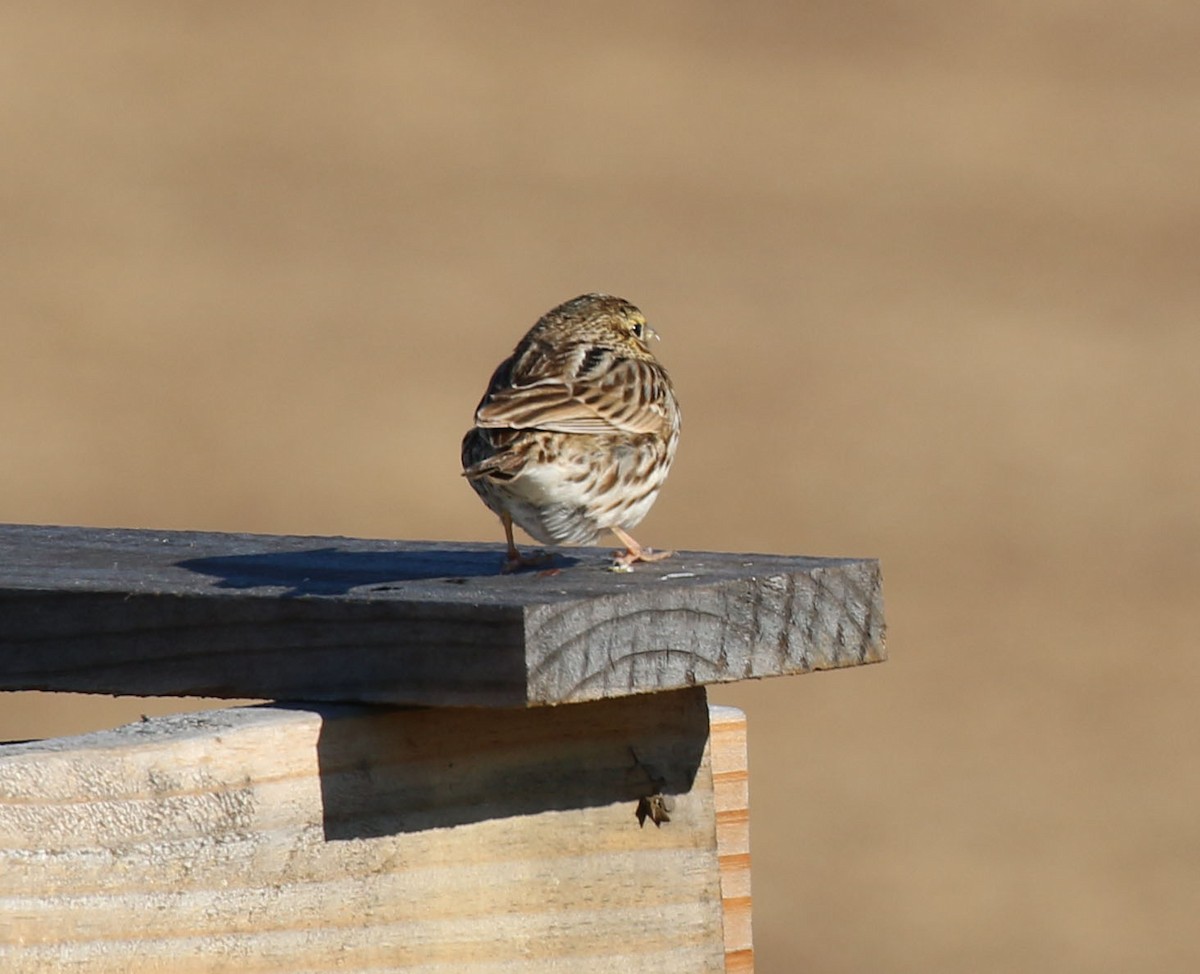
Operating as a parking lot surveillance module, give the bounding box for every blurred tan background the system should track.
[3,2,1199,970]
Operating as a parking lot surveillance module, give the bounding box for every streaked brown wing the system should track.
[475,357,667,435]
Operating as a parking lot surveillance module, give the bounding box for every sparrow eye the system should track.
[631,322,645,339]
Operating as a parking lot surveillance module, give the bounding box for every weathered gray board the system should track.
[0,523,886,707]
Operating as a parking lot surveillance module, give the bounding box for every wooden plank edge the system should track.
[709,704,753,973]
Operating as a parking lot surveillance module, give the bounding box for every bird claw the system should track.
[608,526,674,569]
[611,546,674,568]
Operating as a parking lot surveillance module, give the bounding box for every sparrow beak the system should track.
[643,325,660,342]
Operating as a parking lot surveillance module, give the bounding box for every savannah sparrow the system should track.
[461,293,681,572]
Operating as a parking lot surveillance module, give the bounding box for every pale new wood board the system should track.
[0,689,750,973]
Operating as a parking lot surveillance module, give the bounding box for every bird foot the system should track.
[611,545,674,568]
[501,548,554,574]
[610,526,673,568]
